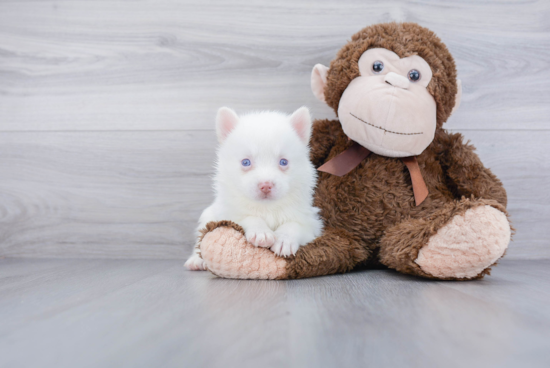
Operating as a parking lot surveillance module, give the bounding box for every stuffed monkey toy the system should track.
[197,22,512,280]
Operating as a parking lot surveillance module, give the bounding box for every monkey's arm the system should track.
[439,131,507,207]
[309,119,341,167]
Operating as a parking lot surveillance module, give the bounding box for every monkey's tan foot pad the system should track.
[415,205,511,279]
[199,224,288,280]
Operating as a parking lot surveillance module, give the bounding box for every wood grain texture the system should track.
[0,0,548,131]
[0,0,548,259]
[0,131,216,259]
[0,258,549,368]
[0,129,548,259]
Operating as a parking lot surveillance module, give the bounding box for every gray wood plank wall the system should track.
[1,0,549,259]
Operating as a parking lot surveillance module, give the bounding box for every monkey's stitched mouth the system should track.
[350,113,423,136]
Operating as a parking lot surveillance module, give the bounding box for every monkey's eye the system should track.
[372,61,384,73]
[408,69,421,82]
[241,159,251,167]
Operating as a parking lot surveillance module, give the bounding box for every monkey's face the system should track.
[337,48,437,157]
[311,24,462,158]
[312,45,462,158]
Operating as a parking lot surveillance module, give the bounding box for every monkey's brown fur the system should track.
[325,22,458,129]
[199,23,510,280]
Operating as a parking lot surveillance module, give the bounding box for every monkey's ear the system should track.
[450,79,462,117]
[311,64,329,103]
[216,107,239,143]
[290,106,312,144]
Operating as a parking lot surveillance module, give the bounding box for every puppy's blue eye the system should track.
[279,159,288,166]
[241,159,251,167]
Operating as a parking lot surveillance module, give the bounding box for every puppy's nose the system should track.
[259,182,273,194]
[384,72,410,89]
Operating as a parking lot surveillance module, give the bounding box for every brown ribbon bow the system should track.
[317,141,429,206]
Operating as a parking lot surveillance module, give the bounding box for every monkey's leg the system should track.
[198,221,370,280]
[378,198,511,280]
[286,227,371,279]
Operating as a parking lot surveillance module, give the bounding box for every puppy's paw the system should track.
[271,233,301,257]
[184,254,207,271]
[245,228,275,248]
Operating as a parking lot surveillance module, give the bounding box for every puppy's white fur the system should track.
[185,107,323,271]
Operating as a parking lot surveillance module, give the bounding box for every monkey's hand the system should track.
[441,131,507,207]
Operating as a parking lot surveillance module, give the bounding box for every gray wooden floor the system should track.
[0,258,549,368]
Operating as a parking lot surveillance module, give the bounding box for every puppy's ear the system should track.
[311,64,329,103]
[216,107,239,143]
[290,106,312,145]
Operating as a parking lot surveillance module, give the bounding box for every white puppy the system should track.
[185,107,323,271]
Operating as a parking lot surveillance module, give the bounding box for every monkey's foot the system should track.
[415,205,510,279]
[199,221,288,280]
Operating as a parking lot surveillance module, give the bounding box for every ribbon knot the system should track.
[317,142,429,206]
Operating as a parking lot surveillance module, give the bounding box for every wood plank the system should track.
[0,259,289,368]
[0,131,217,259]
[0,0,548,131]
[0,259,549,368]
[287,260,550,368]
[0,129,548,259]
